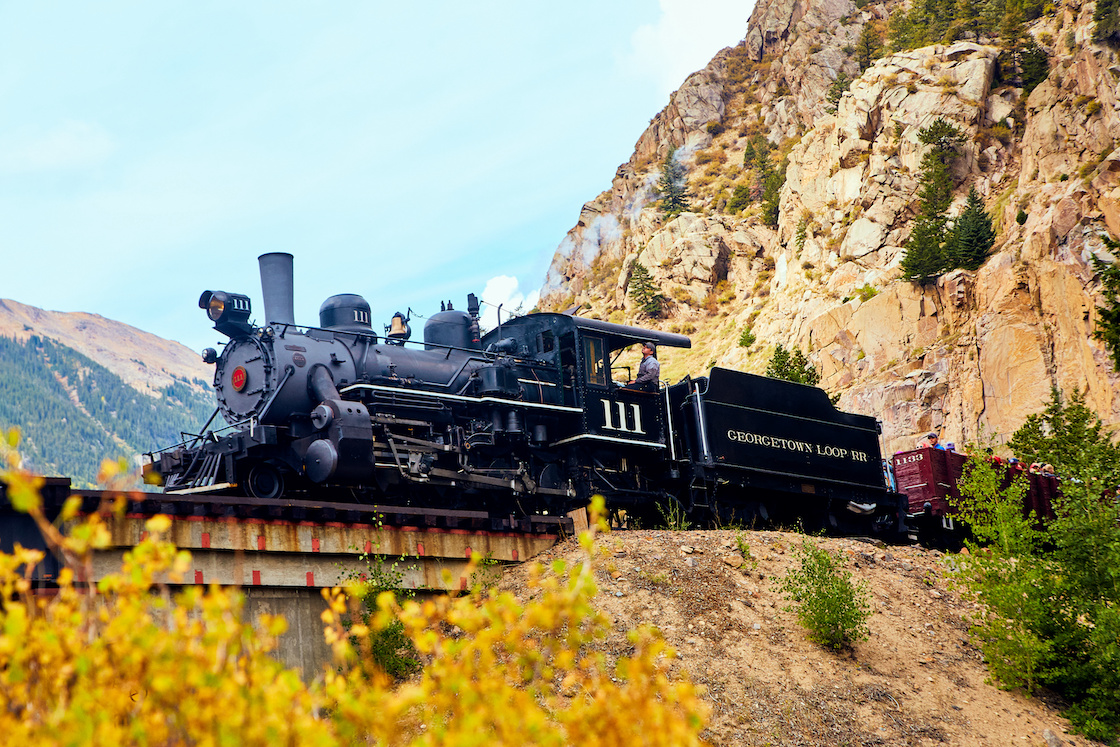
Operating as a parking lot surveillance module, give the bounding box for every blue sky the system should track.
[0,1,749,352]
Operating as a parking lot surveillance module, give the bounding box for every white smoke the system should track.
[624,170,663,221]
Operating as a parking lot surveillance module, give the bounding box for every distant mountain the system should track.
[0,299,216,487]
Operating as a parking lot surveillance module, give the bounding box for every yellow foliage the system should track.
[0,438,710,746]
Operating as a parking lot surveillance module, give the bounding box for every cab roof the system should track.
[488,312,691,352]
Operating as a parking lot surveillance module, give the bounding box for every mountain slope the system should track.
[539,0,1120,454]
[0,298,210,397]
[0,301,215,486]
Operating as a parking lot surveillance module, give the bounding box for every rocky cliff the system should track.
[540,0,1120,453]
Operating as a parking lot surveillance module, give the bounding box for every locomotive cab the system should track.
[481,314,690,450]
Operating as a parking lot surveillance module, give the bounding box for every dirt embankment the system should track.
[498,529,1101,747]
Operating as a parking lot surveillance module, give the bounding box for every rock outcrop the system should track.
[539,0,1120,453]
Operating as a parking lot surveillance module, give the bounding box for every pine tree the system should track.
[1009,387,1120,479]
[761,156,787,227]
[887,8,918,50]
[922,0,956,43]
[955,0,981,39]
[857,23,884,71]
[999,0,1027,83]
[1094,0,1120,43]
[726,184,752,213]
[656,148,691,219]
[949,186,996,271]
[825,73,852,113]
[766,344,821,386]
[1092,242,1120,371]
[628,262,665,318]
[900,119,966,283]
[917,150,955,215]
[901,215,950,283]
[918,117,967,158]
[748,135,771,176]
[1019,38,1049,94]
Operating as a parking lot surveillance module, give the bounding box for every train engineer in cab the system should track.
[624,341,660,392]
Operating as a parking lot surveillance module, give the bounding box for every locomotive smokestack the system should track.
[258,252,296,326]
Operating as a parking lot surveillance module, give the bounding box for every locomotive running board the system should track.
[551,433,666,448]
[341,384,583,413]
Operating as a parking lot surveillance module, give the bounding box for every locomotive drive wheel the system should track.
[245,463,285,501]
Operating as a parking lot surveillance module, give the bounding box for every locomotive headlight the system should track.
[199,290,253,337]
[206,295,226,321]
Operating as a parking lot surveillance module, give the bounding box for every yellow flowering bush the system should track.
[1,432,708,745]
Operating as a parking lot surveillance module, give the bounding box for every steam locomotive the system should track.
[144,253,904,535]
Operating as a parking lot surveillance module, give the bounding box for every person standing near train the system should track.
[916,432,946,450]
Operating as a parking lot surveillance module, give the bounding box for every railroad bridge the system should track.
[0,478,576,677]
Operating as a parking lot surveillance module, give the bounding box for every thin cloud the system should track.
[480,275,540,333]
[0,121,114,173]
[621,0,751,99]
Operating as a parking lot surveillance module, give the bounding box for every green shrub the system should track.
[1016,209,1028,225]
[779,540,871,650]
[795,214,809,251]
[949,399,1120,743]
[854,283,879,302]
[734,531,756,567]
[738,327,757,347]
[987,123,1013,145]
[655,498,692,530]
[342,541,422,680]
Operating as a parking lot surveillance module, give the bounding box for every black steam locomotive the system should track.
[144,253,903,535]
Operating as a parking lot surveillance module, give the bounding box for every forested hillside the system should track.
[0,335,214,487]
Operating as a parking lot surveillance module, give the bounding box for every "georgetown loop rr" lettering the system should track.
[726,429,870,462]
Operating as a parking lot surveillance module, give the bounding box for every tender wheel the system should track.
[246,463,285,500]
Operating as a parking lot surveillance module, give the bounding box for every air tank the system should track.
[424,309,472,350]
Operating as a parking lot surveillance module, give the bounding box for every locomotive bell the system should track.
[386,312,411,344]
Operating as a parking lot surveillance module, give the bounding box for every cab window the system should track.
[582,336,607,387]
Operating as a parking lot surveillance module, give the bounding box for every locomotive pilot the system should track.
[624,341,660,393]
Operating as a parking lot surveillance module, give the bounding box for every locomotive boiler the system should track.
[145,253,904,535]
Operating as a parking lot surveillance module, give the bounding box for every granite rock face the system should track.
[540,0,1120,452]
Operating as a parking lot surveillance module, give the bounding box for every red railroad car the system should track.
[891,447,1058,537]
